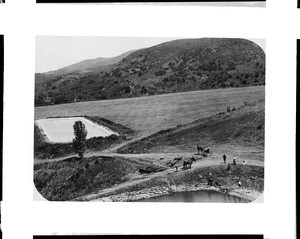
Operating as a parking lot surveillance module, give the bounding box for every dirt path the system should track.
[34,148,263,166]
[34,133,154,164]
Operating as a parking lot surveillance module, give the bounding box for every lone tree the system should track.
[72,121,87,159]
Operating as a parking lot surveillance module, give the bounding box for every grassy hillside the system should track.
[35,38,265,106]
[116,100,265,154]
[35,86,265,138]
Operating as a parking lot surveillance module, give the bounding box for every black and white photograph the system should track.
[0,0,298,237]
[34,36,265,202]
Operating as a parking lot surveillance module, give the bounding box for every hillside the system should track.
[46,49,137,75]
[116,100,265,156]
[35,38,265,106]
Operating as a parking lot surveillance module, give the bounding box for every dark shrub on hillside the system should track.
[141,86,148,94]
[154,70,166,76]
[123,86,131,94]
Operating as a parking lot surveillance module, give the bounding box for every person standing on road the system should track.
[175,164,178,172]
[233,155,237,165]
[223,154,226,163]
[238,180,242,187]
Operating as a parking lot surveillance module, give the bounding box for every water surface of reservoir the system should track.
[36,117,118,143]
[136,190,250,203]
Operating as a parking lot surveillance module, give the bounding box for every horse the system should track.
[197,145,204,155]
[183,158,193,169]
[183,160,191,169]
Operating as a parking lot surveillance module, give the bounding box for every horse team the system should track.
[170,157,196,171]
[169,144,210,171]
[197,145,210,155]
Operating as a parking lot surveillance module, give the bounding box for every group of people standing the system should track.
[222,154,236,164]
[223,154,244,187]
[223,154,247,170]
[223,154,236,171]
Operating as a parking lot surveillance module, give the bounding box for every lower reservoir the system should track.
[136,190,250,203]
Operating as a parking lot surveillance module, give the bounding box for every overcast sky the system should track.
[36,36,266,73]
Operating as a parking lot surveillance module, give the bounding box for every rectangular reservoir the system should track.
[36,117,119,143]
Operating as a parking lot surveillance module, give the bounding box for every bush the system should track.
[141,86,148,94]
[72,121,87,159]
[154,70,166,76]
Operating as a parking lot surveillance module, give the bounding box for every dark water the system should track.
[136,190,250,203]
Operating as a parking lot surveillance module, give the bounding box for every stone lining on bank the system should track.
[92,183,261,202]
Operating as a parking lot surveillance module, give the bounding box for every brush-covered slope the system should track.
[34,156,166,201]
[35,38,265,106]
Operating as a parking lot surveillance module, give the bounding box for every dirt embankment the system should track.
[34,155,166,201]
[83,115,135,137]
[116,100,265,155]
[75,162,264,202]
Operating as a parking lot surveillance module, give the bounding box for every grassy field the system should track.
[35,86,265,138]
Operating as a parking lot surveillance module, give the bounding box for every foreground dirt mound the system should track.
[79,164,264,202]
[34,155,166,201]
[117,101,264,154]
